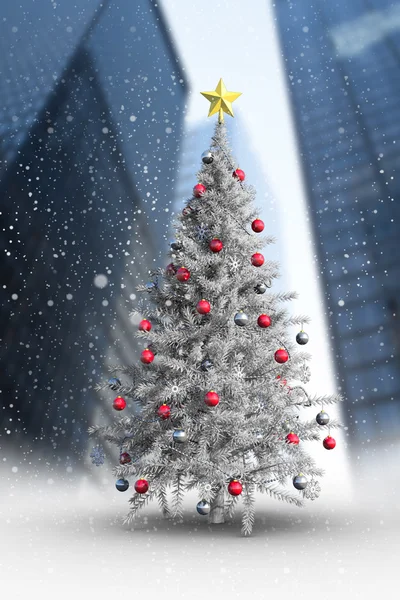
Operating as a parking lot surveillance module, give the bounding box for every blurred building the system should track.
[0,0,187,458]
[274,0,400,446]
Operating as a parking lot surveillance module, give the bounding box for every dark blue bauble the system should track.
[115,478,129,492]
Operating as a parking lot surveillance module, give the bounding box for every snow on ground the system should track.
[0,450,397,600]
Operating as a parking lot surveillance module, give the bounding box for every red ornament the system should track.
[323,436,336,450]
[251,219,265,233]
[157,404,171,419]
[113,396,126,411]
[232,169,245,182]
[119,452,132,464]
[197,299,211,314]
[257,314,271,328]
[204,390,220,407]
[139,319,152,332]
[228,480,243,496]
[140,348,155,364]
[209,238,223,253]
[251,253,264,267]
[166,262,177,276]
[134,479,149,494]
[286,432,300,445]
[274,348,289,364]
[193,183,206,198]
[176,267,191,282]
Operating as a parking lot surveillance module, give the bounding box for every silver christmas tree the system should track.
[89,85,342,536]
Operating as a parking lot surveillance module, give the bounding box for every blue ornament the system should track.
[115,478,129,492]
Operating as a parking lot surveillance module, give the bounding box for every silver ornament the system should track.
[196,500,211,515]
[296,331,309,345]
[115,478,129,492]
[254,283,267,294]
[200,359,213,372]
[234,311,249,326]
[90,445,105,466]
[201,150,214,165]
[123,430,134,439]
[316,411,330,426]
[173,429,187,443]
[293,474,308,490]
[170,240,183,251]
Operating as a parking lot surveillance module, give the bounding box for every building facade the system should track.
[0,0,188,457]
[274,0,400,445]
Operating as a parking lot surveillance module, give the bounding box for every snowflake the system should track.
[198,482,213,498]
[196,223,209,241]
[233,365,245,380]
[228,255,241,273]
[298,362,311,384]
[90,445,105,466]
[304,479,321,501]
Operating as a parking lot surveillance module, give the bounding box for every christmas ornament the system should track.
[119,452,132,465]
[182,205,194,216]
[166,262,177,276]
[134,479,149,494]
[303,479,321,500]
[200,359,213,371]
[196,500,211,515]
[209,238,223,253]
[296,330,309,345]
[140,348,155,364]
[233,168,245,181]
[145,281,156,292]
[197,299,211,314]
[173,429,187,443]
[90,445,105,466]
[293,474,308,490]
[286,432,300,445]
[115,478,129,492]
[251,253,264,267]
[274,348,289,364]
[316,411,330,426]
[205,390,220,407]
[228,480,243,496]
[234,311,249,327]
[257,314,271,328]
[254,283,267,294]
[200,78,242,123]
[113,396,126,411]
[170,240,183,251]
[323,436,336,450]
[201,150,214,164]
[107,377,121,390]
[123,430,134,439]
[193,183,207,198]
[251,219,264,233]
[176,267,191,282]
[139,319,152,332]
[158,404,171,420]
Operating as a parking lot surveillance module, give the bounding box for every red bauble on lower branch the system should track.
[286,432,300,445]
[323,436,336,450]
[166,262,177,276]
[251,252,264,267]
[274,348,289,364]
[193,183,207,197]
[257,314,271,328]
[140,348,155,364]
[113,396,126,411]
[228,480,243,496]
[134,479,149,494]
[251,218,264,233]
[204,390,219,407]
[196,299,211,314]
[232,168,245,181]
[119,452,131,464]
[176,267,191,282]
[138,319,152,332]
[157,404,171,419]
[209,238,223,253]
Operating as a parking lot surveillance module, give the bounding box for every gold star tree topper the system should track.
[201,78,242,123]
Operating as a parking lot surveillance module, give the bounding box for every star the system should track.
[200,78,242,123]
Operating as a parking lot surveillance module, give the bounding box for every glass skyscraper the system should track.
[274,0,400,446]
[0,0,188,457]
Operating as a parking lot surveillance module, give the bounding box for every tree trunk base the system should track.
[208,486,225,524]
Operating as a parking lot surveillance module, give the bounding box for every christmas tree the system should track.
[89,79,341,536]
